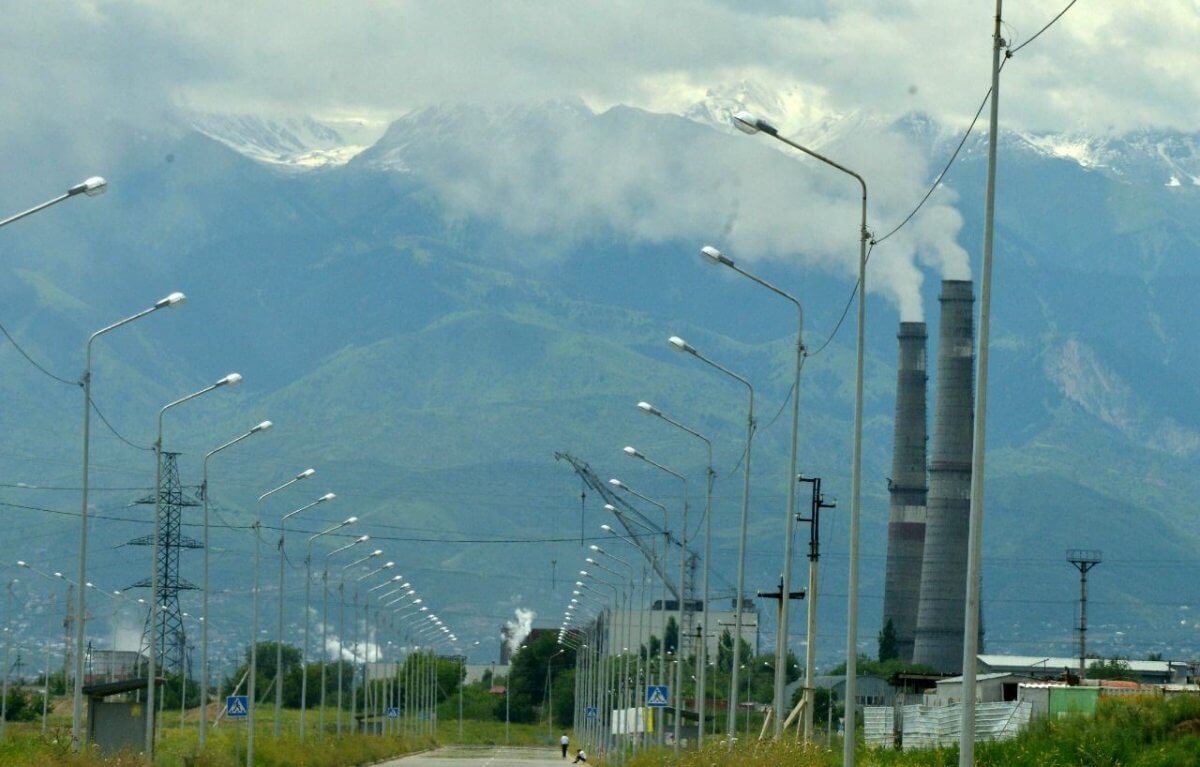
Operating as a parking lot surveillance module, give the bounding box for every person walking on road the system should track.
[560,733,570,758]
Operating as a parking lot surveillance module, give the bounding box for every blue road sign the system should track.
[585,705,598,719]
[646,685,669,708]
[386,706,400,719]
[226,695,249,718]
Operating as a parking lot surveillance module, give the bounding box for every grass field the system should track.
[620,695,1200,767]
[7,694,1198,765]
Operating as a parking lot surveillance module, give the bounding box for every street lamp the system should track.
[240,466,312,764]
[199,420,273,749]
[146,372,242,757]
[275,489,332,736]
[733,110,869,754]
[668,334,755,740]
[321,534,369,736]
[698,243,807,738]
[338,549,382,733]
[75,290,185,749]
[0,176,107,229]
[353,564,394,730]
[623,445,689,751]
[301,516,356,739]
[636,400,715,746]
[604,488,670,736]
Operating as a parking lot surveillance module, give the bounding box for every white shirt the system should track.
[561,735,569,745]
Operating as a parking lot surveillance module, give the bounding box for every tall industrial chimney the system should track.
[882,321,928,663]
[912,280,975,674]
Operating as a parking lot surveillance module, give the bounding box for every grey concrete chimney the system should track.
[912,280,975,673]
[882,321,928,663]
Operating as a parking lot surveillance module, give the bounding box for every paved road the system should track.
[377,746,567,766]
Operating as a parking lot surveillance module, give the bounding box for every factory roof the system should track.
[978,654,1180,674]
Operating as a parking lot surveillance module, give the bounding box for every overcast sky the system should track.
[4,1,1197,320]
[5,1,1199,135]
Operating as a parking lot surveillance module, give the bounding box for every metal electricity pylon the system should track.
[127,452,202,674]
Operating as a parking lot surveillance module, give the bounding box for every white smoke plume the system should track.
[365,100,970,322]
[505,607,536,655]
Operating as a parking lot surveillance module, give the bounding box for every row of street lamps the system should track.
[554,108,872,755]
[2,177,469,760]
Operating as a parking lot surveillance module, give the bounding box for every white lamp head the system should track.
[382,561,395,569]
[356,535,370,542]
[69,176,108,196]
[343,516,358,525]
[252,420,273,433]
[297,468,316,480]
[668,336,696,355]
[585,558,597,565]
[701,245,735,267]
[579,570,589,577]
[589,544,601,552]
[603,504,618,514]
[370,549,383,557]
[623,446,644,459]
[320,492,336,502]
[637,401,661,417]
[607,479,625,490]
[217,372,243,387]
[155,292,187,309]
[600,524,613,533]
[16,561,26,568]
[733,110,777,135]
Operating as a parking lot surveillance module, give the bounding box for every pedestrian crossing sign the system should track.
[386,707,400,718]
[226,695,249,718]
[646,685,669,707]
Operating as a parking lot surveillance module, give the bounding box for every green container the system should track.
[1048,687,1099,717]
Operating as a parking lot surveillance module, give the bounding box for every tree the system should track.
[1088,657,1136,681]
[878,619,899,662]
[664,617,678,656]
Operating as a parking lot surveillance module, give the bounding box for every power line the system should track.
[1008,0,1080,55]
[0,319,77,386]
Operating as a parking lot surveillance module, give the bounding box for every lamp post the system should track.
[605,486,669,743]
[338,549,382,733]
[321,535,369,736]
[354,565,396,732]
[199,420,272,750]
[240,468,313,764]
[733,111,869,755]
[1,578,17,741]
[668,335,755,740]
[275,489,332,736]
[301,516,357,739]
[0,176,107,229]
[146,372,242,758]
[623,445,688,752]
[598,524,647,753]
[636,401,714,746]
[698,244,807,738]
[76,291,185,748]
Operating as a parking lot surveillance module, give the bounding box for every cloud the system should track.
[365,101,968,319]
[5,1,1200,138]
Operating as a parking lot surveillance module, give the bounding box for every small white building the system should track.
[933,672,1032,705]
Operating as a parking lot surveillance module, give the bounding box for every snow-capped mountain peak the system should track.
[188,112,388,170]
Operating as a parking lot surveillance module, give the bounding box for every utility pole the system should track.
[1067,551,1101,682]
[756,576,804,733]
[796,475,834,739]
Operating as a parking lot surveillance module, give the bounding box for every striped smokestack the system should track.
[912,279,975,674]
[881,321,928,663]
